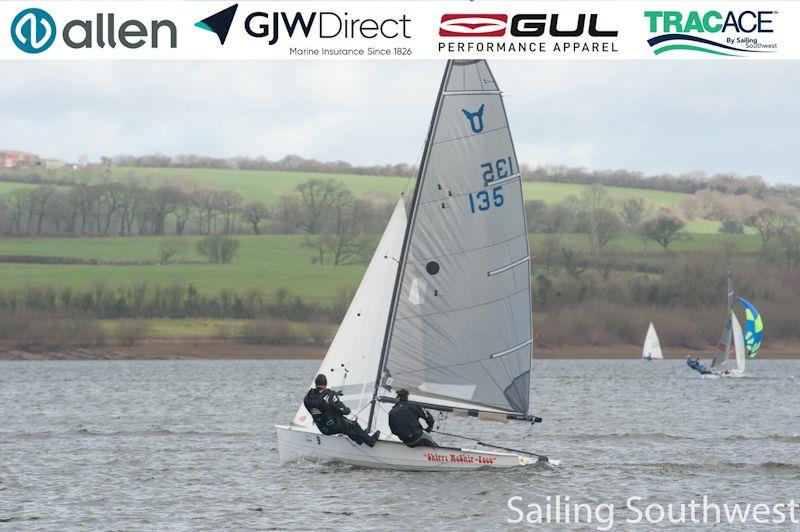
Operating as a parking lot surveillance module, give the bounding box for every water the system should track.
[2,359,799,530]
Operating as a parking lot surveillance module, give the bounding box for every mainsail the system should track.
[642,322,663,360]
[737,296,763,357]
[373,60,533,418]
[731,310,746,373]
[710,271,734,370]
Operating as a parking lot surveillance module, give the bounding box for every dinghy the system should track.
[276,60,556,470]
[642,322,663,361]
[690,271,757,378]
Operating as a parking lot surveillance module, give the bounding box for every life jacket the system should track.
[303,388,344,434]
[388,402,424,443]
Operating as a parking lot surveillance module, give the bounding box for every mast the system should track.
[366,60,453,431]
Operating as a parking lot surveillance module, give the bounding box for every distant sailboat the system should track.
[689,271,760,378]
[276,60,556,470]
[642,323,663,361]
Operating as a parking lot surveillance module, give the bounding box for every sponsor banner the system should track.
[0,1,797,60]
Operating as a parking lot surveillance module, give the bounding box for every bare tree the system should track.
[620,197,646,229]
[296,179,349,234]
[747,209,784,254]
[243,201,269,234]
[274,194,302,234]
[642,215,686,251]
[158,238,188,264]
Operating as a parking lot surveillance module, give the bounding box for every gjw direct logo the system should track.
[11,8,56,53]
[644,10,779,57]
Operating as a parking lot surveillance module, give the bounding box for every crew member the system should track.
[388,389,438,448]
[303,374,380,447]
[686,355,710,375]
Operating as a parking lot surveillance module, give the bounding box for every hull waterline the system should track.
[276,425,557,470]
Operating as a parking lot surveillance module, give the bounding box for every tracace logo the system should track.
[439,13,618,38]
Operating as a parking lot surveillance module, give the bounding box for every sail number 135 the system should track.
[468,186,504,213]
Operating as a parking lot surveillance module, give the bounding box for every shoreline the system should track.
[1,338,797,361]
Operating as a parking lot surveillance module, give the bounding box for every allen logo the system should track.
[196,4,238,45]
[439,14,507,37]
[462,104,486,133]
[11,8,57,54]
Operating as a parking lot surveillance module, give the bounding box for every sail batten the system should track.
[378,60,533,416]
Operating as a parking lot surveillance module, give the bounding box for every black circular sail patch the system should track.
[426,261,440,275]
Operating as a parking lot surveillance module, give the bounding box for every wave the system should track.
[647,34,771,54]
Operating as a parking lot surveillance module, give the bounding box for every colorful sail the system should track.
[737,296,763,357]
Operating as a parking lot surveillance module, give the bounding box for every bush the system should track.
[719,219,744,234]
[242,319,299,345]
[0,313,107,351]
[196,235,240,263]
[116,320,150,346]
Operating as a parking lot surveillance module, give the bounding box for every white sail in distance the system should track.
[711,272,734,370]
[731,310,746,374]
[642,323,663,360]
[376,60,533,416]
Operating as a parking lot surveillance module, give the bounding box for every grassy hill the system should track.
[0,231,761,301]
[68,167,694,209]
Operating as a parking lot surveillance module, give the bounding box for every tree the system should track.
[746,209,784,254]
[196,235,240,263]
[158,238,188,264]
[303,193,373,266]
[719,219,744,234]
[524,200,549,232]
[578,186,621,252]
[620,197,646,229]
[296,179,349,234]
[274,194,303,234]
[243,201,269,234]
[642,215,685,251]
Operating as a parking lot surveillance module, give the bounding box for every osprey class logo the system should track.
[439,14,507,37]
[196,4,238,45]
[10,8,56,53]
[462,104,486,133]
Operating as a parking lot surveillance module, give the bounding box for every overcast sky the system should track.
[0,61,797,184]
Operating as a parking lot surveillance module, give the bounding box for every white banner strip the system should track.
[0,1,796,60]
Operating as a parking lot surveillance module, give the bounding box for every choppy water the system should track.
[2,359,799,530]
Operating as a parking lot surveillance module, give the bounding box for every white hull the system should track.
[701,369,745,379]
[276,425,555,470]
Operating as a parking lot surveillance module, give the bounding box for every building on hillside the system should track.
[0,150,38,168]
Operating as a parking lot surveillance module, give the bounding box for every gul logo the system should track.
[644,10,778,56]
[461,104,486,133]
[439,13,617,39]
[439,14,507,37]
[11,8,56,54]
[196,4,238,45]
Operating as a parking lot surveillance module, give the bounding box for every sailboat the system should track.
[695,271,753,378]
[276,60,555,470]
[642,322,663,361]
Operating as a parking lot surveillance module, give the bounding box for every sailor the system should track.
[686,355,710,374]
[388,389,439,448]
[303,374,380,447]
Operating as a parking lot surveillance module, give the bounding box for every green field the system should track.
[0,231,760,301]
[67,167,691,209]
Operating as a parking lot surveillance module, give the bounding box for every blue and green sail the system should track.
[737,297,763,358]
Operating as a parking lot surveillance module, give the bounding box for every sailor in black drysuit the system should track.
[686,355,711,375]
[303,374,380,447]
[388,389,439,448]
